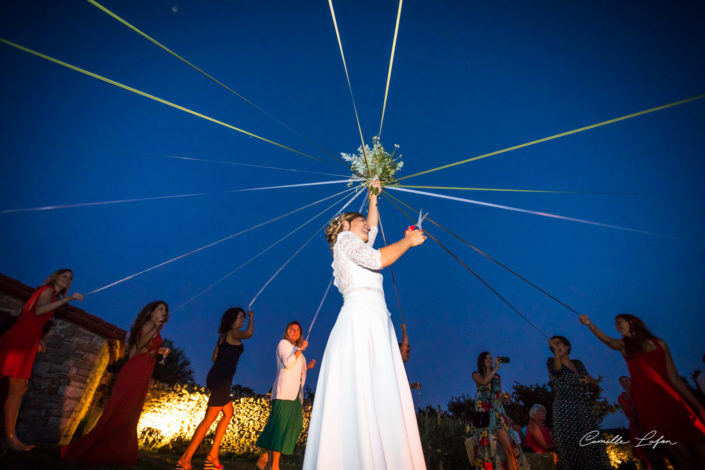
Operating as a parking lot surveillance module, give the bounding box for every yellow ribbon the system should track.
[86,0,347,168]
[328,0,371,175]
[398,93,705,181]
[379,0,404,138]
[0,38,325,164]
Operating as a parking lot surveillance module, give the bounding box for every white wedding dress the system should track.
[302,227,426,469]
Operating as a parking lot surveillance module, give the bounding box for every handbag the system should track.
[473,410,489,428]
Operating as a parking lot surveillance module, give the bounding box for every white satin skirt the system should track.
[302,288,426,469]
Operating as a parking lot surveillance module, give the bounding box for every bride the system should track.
[303,181,427,469]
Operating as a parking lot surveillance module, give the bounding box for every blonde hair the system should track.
[325,212,365,250]
[42,269,72,299]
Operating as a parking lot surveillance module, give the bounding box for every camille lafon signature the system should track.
[579,430,677,449]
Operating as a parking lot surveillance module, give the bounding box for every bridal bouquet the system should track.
[342,136,403,194]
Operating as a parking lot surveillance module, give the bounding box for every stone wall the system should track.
[138,383,311,455]
[16,320,116,443]
[0,273,125,444]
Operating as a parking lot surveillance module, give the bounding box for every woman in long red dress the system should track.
[0,268,83,452]
[61,300,170,465]
[581,313,705,468]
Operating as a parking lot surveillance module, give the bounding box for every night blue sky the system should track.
[1,1,704,429]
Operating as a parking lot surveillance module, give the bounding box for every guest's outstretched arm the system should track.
[400,323,409,348]
[230,310,255,340]
[579,315,623,351]
[35,289,84,316]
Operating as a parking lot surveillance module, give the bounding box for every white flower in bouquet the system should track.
[341,136,404,194]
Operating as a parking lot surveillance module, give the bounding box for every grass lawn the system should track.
[0,446,303,470]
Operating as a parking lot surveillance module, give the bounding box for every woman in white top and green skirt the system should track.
[256,321,316,470]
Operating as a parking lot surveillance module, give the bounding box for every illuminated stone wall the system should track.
[604,433,636,468]
[137,383,311,455]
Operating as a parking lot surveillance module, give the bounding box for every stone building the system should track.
[0,272,125,444]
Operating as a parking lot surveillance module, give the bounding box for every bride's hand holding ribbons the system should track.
[368,179,382,199]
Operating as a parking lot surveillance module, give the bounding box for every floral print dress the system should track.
[472,374,528,470]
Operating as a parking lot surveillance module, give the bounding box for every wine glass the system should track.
[158,347,170,365]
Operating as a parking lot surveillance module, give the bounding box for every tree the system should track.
[304,384,315,403]
[447,393,475,421]
[505,380,617,427]
[448,380,618,428]
[231,384,256,398]
[152,338,195,385]
[505,382,553,427]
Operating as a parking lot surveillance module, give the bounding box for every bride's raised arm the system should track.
[366,180,380,229]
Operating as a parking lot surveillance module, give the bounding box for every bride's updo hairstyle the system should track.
[325,212,365,250]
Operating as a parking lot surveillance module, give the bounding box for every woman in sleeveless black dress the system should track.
[177,307,254,470]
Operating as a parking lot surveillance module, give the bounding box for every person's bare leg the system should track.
[206,401,234,467]
[256,451,269,470]
[496,428,518,470]
[3,378,33,451]
[177,406,221,469]
[270,450,281,470]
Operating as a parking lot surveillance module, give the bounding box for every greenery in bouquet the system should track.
[341,136,403,194]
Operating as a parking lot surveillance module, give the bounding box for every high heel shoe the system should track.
[203,455,223,470]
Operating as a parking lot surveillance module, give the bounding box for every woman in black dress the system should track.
[547,335,611,470]
[177,307,254,470]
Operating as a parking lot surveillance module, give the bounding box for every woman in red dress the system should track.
[61,300,170,465]
[581,313,705,468]
[525,404,554,454]
[0,268,83,452]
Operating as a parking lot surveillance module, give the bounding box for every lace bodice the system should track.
[332,227,383,295]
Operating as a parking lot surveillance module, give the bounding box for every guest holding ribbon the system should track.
[399,323,421,391]
[62,300,169,465]
[177,307,254,470]
[256,321,315,470]
[581,313,705,468]
[547,335,611,469]
[399,323,411,363]
[0,269,83,452]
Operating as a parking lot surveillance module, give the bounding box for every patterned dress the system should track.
[62,333,162,465]
[547,358,611,470]
[472,374,528,470]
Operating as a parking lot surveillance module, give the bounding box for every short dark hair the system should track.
[549,335,571,354]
